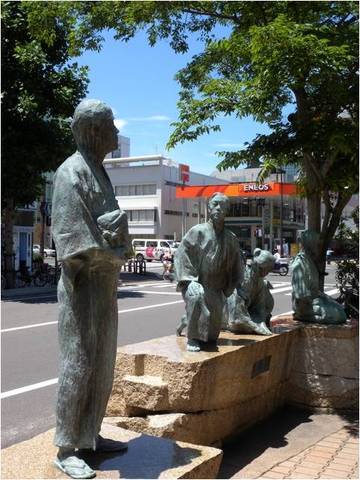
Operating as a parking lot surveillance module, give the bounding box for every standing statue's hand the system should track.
[187,281,204,297]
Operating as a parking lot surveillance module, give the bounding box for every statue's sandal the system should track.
[54,456,96,479]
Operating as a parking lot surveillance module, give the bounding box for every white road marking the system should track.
[120,282,162,289]
[271,310,294,319]
[285,288,340,297]
[118,300,183,314]
[1,321,58,333]
[323,288,340,296]
[1,299,185,333]
[1,378,58,399]
[270,286,293,294]
[132,290,180,296]
[153,284,176,288]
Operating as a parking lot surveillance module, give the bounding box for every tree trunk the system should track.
[306,191,321,232]
[2,199,16,289]
[305,189,325,289]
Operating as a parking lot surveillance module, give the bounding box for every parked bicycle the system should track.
[15,266,47,288]
[44,264,62,286]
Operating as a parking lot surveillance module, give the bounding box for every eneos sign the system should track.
[243,183,271,192]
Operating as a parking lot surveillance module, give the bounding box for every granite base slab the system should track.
[1,423,222,479]
[107,330,296,416]
[106,382,286,446]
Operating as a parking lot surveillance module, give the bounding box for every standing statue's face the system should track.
[208,195,228,224]
[102,115,119,153]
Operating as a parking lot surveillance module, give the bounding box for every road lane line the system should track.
[7,294,348,400]
[131,290,180,296]
[1,321,58,333]
[1,299,185,333]
[270,286,293,294]
[324,288,340,296]
[271,310,294,318]
[153,284,176,288]
[2,288,293,333]
[118,300,183,314]
[121,282,162,289]
[1,378,58,399]
[285,288,340,297]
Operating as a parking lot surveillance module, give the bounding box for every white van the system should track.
[132,239,174,262]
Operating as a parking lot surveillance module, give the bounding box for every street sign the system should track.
[179,164,190,183]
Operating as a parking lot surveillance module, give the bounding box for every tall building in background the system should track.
[105,134,130,159]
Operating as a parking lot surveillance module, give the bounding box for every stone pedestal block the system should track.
[285,320,359,410]
[107,331,296,417]
[107,331,296,444]
[107,382,286,446]
[107,319,358,446]
[1,423,222,479]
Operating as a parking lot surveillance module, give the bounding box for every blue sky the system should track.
[76,29,272,175]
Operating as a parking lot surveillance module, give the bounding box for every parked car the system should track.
[43,247,56,257]
[132,239,175,262]
[32,244,56,257]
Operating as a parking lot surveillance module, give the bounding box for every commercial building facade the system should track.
[104,155,227,240]
[176,168,306,254]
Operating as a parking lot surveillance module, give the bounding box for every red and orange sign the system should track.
[179,164,190,183]
[176,182,298,198]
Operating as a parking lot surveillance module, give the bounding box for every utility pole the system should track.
[279,169,284,256]
[269,198,274,253]
[40,198,46,258]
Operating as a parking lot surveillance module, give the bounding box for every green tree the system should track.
[1,1,88,286]
[24,1,358,289]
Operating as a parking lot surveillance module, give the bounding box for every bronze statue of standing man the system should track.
[52,99,131,478]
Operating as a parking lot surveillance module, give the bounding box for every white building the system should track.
[104,155,228,240]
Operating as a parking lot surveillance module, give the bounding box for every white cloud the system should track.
[114,118,128,130]
[215,143,244,148]
[129,115,171,122]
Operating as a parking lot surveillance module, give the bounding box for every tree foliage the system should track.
[2,1,89,208]
[10,1,360,287]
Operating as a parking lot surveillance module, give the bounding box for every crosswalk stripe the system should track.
[271,286,293,294]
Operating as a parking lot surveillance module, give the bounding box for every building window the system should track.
[164,210,182,217]
[115,184,156,196]
[125,209,156,222]
[146,240,157,248]
[133,240,145,247]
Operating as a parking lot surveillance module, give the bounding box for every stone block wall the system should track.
[106,320,358,446]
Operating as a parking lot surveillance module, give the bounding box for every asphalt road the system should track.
[1,262,339,448]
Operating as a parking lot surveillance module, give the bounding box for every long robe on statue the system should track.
[52,152,125,449]
[175,222,243,342]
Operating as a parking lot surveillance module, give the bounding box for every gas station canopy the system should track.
[176,182,298,199]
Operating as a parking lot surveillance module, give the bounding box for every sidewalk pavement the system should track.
[219,406,358,479]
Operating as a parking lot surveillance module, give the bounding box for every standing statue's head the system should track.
[71,99,118,160]
[208,192,229,228]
